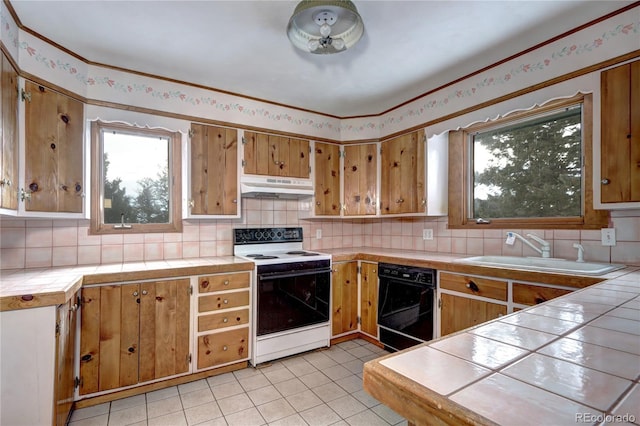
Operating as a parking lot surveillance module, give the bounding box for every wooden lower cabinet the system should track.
[195,272,251,371]
[360,262,378,338]
[197,328,249,370]
[55,292,79,426]
[513,282,573,306]
[79,279,191,395]
[440,293,507,336]
[332,261,358,336]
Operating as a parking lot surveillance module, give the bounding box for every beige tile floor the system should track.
[69,339,406,426]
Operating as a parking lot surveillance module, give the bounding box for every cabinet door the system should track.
[344,144,377,216]
[440,293,506,336]
[24,81,84,213]
[54,293,78,426]
[79,280,190,395]
[380,130,426,215]
[79,284,139,394]
[332,261,358,336]
[1,53,18,210]
[601,60,640,203]
[314,142,341,216]
[243,131,270,175]
[139,279,190,382]
[243,132,309,178]
[190,123,238,215]
[360,262,378,338]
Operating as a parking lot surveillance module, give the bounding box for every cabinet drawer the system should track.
[513,283,572,306]
[199,273,250,293]
[198,309,249,332]
[199,291,249,313]
[197,327,249,369]
[440,272,507,301]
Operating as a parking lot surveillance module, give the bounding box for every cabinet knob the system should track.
[142,290,148,295]
[70,303,78,312]
[224,280,230,286]
[133,291,139,297]
[222,345,228,351]
[466,281,480,292]
[223,318,229,323]
[316,201,321,206]
[223,299,229,304]
[601,178,610,185]
[232,199,237,204]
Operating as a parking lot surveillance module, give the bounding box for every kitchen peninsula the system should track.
[363,266,640,426]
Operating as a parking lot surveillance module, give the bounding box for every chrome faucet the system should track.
[506,232,551,258]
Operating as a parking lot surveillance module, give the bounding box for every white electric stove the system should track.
[233,227,332,365]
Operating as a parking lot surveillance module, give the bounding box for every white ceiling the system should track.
[9,0,634,117]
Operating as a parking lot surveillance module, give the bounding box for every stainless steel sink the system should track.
[455,255,625,276]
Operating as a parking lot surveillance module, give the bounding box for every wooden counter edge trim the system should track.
[81,262,254,285]
[363,358,500,426]
[0,262,254,310]
[336,252,606,288]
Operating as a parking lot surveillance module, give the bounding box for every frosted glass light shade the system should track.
[287,0,364,55]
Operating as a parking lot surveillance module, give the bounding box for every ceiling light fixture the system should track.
[287,0,364,54]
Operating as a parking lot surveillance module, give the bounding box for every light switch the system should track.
[601,228,616,246]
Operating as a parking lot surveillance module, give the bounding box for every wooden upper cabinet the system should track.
[1,53,19,210]
[24,81,84,213]
[380,129,426,215]
[601,59,640,203]
[344,143,377,216]
[243,131,309,178]
[190,123,238,216]
[314,142,341,216]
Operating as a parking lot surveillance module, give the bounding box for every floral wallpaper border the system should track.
[3,6,638,140]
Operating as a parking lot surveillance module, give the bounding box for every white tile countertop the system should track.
[0,256,254,311]
[364,269,640,426]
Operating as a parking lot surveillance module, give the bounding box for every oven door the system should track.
[257,261,331,336]
[378,277,435,344]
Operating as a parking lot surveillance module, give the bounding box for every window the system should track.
[91,121,182,234]
[449,94,608,229]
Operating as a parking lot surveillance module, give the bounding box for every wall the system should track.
[1,203,638,269]
[1,5,639,270]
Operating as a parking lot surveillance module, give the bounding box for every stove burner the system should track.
[287,251,320,256]
[246,254,279,260]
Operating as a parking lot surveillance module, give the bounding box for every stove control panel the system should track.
[234,227,303,245]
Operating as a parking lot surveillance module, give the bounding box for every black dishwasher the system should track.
[378,263,436,351]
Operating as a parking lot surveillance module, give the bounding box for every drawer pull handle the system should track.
[223,345,228,351]
[466,281,480,292]
[223,318,229,323]
[224,280,230,286]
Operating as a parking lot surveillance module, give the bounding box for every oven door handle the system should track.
[258,268,332,281]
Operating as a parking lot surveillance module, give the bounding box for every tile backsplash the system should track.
[1,199,639,269]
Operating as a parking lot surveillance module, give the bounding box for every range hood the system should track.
[240,175,314,199]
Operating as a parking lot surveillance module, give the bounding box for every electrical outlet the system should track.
[316,229,322,239]
[423,229,434,240]
[601,228,616,246]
